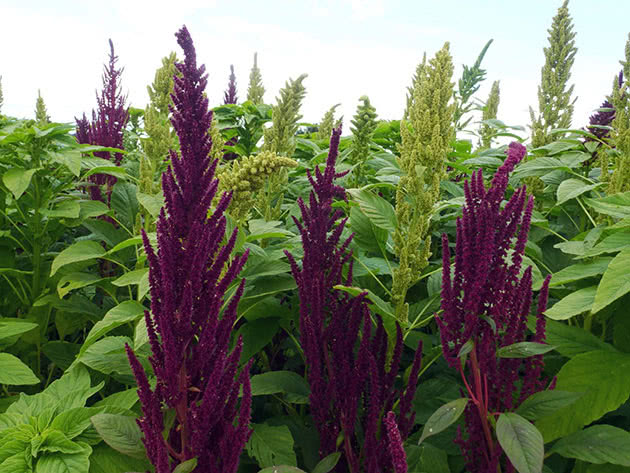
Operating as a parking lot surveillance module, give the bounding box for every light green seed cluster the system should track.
[403,54,426,121]
[246,52,265,105]
[349,96,378,187]
[479,80,500,149]
[608,34,630,194]
[393,42,455,324]
[218,151,297,222]
[529,0,577,148]
[35,90,50,125]
[318,103,341,141]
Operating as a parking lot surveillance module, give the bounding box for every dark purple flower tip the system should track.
[384,411,407,473]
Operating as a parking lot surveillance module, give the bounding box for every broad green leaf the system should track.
[42,342,80,371]
[173,458,198,473]
[580,231,630,259]
[347,188,396,232]
[2,167,37,199]
[418,398,468,445]
[556,179,601,205]
[51,150,82,176]
[105,236,143,255]
[247,219,294,242]
[0,319,38,341]
[133,316,149,352]
[34,442,91,473]
[536,350,630,442]
[257,468,305,473]
[247,424,297,468]
[496,342,555,358]
[0,452,31,473]
[57,272,102,298]
[516,391,583,421]
[50,407,105,440]
[0,353,39,385]
[584,192,630,219]
[550,425,630,465]
[111,269,149,287]
[51,241,106,276]
[543,319,617,357]
[312,452,341,473]
[406,443,450,473]
[35,429,85,455]
[550,258,612,287]
[90,413,145,459]
[496,413,544,473]
[83,166,127,180]
[41,200,81,219]
[136,191,164,219]
[586,464,630,473]
[79,336,134,377]
[237,319,281,364]
[87,443,152,473]
[512,157,569,180]
[544,286,597,320]
[592,247,630,314]
[80,301,145,355]
[349,206,388,254]
[110,182,139,232]
[250,371,310,404]
[78,200,109,220]
[93,388,138,410]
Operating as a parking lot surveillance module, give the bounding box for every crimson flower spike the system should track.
[125,25,251,473]
[285,127,422,473]
[436,142,552,473]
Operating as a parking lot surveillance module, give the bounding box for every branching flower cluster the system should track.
[285,127,421,473]
[437,142,552,472]
[125,26,251,473]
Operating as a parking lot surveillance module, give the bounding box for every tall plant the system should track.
[349,95,378,187]
[247,52,265,104]
[529,0,577,147]
[393,42,454,324]
[125,26,251,473]
[34,90,50,125]
[609,35,630,194]
[479,80,500,149]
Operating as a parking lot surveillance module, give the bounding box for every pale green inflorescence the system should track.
[260,73,307,220]
[217,151,297,222]
[529,0,577,148]
[479,80,500,149]
[349,95,378,187]
[608,34,630,195]
[403,54,426,121]
[246,52,265,105]
[393,42,455,325]
[318,103,341,141]
[35,90,50,125]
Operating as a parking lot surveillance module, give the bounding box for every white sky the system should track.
[1,0,629,138]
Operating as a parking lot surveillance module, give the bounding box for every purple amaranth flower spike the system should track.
[384,412,407,473]
[125,25,251,473]
[224,64,238,104]
[74,39,129,203]
[436,141,552,473]
[285,127,422,473]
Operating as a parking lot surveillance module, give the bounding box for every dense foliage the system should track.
[2,4,630,473]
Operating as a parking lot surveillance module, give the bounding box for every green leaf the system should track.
[0,319,38,341]
[90,413,145,459]
[34,442,91,473]
[78,200,110,220]
[51,241,106,276]
[93,389,138,410]
[80,301,146,355]
[0,452,31,473]
[550,425,630,465]
[347,188,396,233]
[35,429,85,455]
[592,247,630,314]
[173,458,197,473]
[42,342,80,371]
[544,286,597,320]
[516,391,583,421]
[82,166,127,180]
[349,206,388,254]
[41,200,81,219]
[250,371,310,404]
[586,464,630,473]
[542,319,616,357]
[50,407,105,440]
[79,337,134,377]
[406,443,450,473]
[496,342,555,358]
[57,272,102,299]
[111,269,149,287]
[247,424,297,468]
[136,191,164,219]
[51,150,82,176]
[0,353,39,385]
[237,319,281,364]
[257,468,306,473]
[87,443,152,473]
[584,192,630,219]
[580,231,630,259]
[105,236,143,255]
[109,182,139,232]
[496,413,544,473]
[418,398,468,445]
[536,350,630,442]
[550,258,612,287]
[2,167,37,199]
[556,179,601,205]
[312,452,341,473]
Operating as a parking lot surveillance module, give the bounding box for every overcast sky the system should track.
[1,0,628,138]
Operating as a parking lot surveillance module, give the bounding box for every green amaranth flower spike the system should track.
[318,103,341,140]
[246,52,265,105]
[349,95,378,187]
[35,89,50,125]
[393,42,454,325]
[403,54,426,121]
[479,80,500,149]
[260,73,307,220]
[147,52,178,116]
[609,34,630,194]
[529,0,577,147]
[217,151,297,222]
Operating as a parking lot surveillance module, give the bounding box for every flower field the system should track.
[1,2,630,472]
